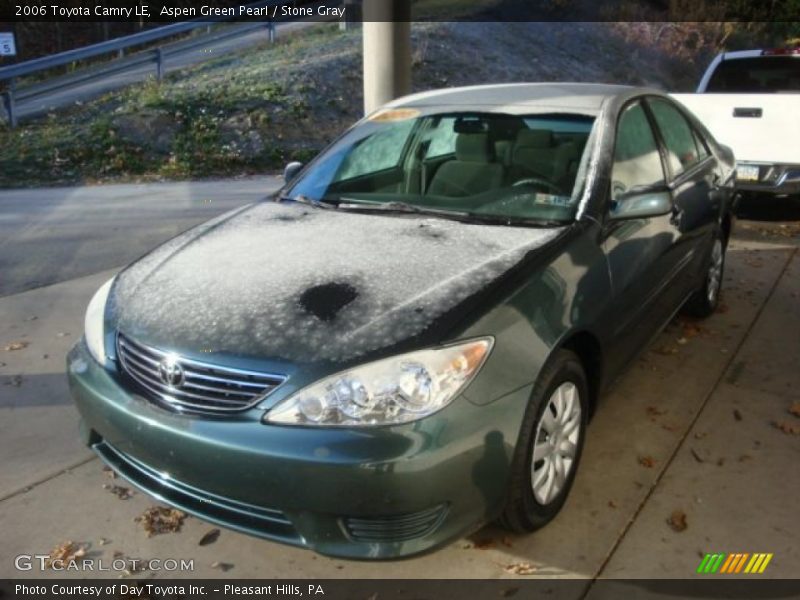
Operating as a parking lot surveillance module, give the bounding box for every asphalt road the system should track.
[6,20,323,122]
[0,176,282,296]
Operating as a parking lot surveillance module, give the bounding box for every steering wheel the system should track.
[512,176,563,195]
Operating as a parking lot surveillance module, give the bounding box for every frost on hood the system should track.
[111,203,563,363]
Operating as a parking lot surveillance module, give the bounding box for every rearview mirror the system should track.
[610,190,672,220]
[283,161,304,183]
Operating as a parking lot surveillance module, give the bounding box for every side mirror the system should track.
[283,161,304,183]
[610,190,672,220]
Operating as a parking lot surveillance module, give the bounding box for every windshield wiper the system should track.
[338,201,568,228]
[277,194,336,209]
[338,200,470,219]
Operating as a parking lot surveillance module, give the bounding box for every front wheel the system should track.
[683,233,726,318]
[499,349,589,532]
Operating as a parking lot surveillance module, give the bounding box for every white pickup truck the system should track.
[673,48,800,197]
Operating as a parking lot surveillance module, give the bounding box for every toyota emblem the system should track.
[158,357,185,388]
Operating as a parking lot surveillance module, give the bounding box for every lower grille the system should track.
[117,333,285,414]
[343,505,448,543]
[94,441,300,543]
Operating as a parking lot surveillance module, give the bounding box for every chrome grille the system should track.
[116,333,285,414]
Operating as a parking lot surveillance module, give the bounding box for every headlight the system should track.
[84,277,115,366]
[264,338,492,427]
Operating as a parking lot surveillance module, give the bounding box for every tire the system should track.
[683,231,726,318]
[499,349,589,533]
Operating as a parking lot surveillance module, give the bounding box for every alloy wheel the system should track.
[531,381,582,505]
[707,239,724,304]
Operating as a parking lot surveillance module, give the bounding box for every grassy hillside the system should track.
[0,21,716,188]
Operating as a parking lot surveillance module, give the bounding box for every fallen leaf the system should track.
[738,454,753,462]
[102,484,133,500]
[504,562,537,575]
[98,538,110,546]
[4,341,29,351]
[471,537,494,550]
[646,406,666,417]
[789,403,800,418]
[135,506,187,537]
[608,500,617,509]
[694,431,708,440]
[733,409,743,421]
[667,510,688,532]
[638,455,656,468]
[44,541,87,568]
[500,536,514,548]
[198,528,221,546]
[773,421,800,435]
[690,448,704,463]
[653,345,679,356]
[211,561,234,572]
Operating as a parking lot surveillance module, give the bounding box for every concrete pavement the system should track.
[0,176,282,296]
[1,229,797,584]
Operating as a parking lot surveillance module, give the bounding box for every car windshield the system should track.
[706,56,800,93]
[286,110,596,224]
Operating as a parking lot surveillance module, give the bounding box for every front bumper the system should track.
[736,163,800,195]
[67,341,530,559]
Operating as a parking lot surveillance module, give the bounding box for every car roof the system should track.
[384,82,641,115]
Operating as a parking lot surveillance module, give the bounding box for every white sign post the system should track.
[0,33,17,56]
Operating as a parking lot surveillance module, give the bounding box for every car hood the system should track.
[110,202,564,364]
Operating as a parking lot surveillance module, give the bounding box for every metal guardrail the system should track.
[0,0,293,128]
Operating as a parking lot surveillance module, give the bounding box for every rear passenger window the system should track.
[611,101,666,202]
[647,98,701,176]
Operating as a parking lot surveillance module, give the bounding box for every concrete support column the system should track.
[362,0,411,115]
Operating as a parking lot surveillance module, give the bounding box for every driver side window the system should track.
[612,101,666,204]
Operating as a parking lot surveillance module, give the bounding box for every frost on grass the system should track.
[112,203,563,363]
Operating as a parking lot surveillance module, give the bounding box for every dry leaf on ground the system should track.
[102,483,133,500]
[198,528,221,546]
[690,448,704,463]
[733,409,743,421]
[4,341,29,351]
[646,406,666,418]
[135,506,187,537]
[773,421,800,435]
[789,403,800,418]
[667,510,688,532]
[638,455,656,468]
[504,562,537,575]
[211,561,234,572]
[44,541,87,568]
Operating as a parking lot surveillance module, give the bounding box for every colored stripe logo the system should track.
[697,553,773,574]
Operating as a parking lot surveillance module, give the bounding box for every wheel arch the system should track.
[559,331,604,419]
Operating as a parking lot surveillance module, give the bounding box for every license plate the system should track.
[737,165,760,182]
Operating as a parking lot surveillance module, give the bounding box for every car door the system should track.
[645,97,720,285]
[601,99,685,375]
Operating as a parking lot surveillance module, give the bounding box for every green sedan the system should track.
[67,83,736,559]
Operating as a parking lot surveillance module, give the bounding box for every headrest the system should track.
[455,133,494,163]
[516,129,554,149]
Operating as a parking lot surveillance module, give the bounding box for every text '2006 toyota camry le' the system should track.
[67,83,736,559]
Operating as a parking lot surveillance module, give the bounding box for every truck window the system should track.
[706,57,800,93]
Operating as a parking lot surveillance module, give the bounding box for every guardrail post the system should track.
[268,21,275,44]
[3,78,17,129]
[155,48,164,82]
